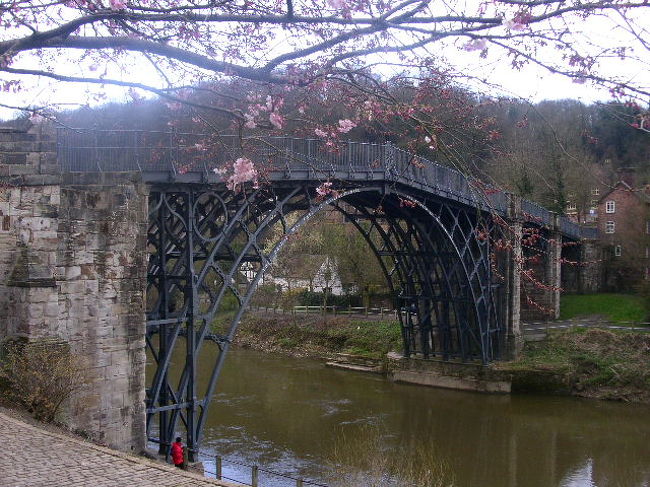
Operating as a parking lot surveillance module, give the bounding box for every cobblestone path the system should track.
[0,410,238,487]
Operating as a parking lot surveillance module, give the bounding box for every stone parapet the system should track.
[0,122,59,181]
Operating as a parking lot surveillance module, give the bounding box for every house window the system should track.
[590,199,598,208]
[591,188,600,196]
[567,202,577,211]
[614,245,622,257]
[605,201,615,213]
[605,221,615,233]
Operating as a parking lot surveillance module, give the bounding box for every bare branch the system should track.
[1,67,243,118]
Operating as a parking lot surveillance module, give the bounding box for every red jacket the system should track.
[171,442,184,465]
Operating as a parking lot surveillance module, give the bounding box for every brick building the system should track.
[597,180,650,289]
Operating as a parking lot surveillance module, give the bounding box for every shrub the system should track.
[327,424,455,487]
[0,338,86,423]
[298,291,362,308]
[279,287,306,311]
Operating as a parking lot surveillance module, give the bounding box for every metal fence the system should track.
[56,129,493,207]
[205,455,329,487]
[56,128,592,240]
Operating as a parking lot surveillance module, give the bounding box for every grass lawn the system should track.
[560,293,647,323]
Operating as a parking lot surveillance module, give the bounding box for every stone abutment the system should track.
[0,123,148,451]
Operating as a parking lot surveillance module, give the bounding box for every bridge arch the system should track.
[145,182,499,458]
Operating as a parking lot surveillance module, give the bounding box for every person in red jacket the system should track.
[171,437,184,469]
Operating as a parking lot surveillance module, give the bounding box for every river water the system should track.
[159,346,650,487]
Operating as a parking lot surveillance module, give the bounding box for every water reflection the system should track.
[150,345,650,487]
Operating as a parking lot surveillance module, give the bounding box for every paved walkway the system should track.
[522,319,650,341]
[0,410,239,487]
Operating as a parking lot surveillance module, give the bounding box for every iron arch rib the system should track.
[145,184,502,458]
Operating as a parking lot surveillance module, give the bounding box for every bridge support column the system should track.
[503,196,523,360]
[520,216,563,322]
[0,123,148,452]
[546,223,562,320]
[578,239,601,293]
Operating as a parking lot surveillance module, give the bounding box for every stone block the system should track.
[84,279,99,294]
[0,153,27,165]
[80,264,97,279]
[44,301,59,318]
[65,265,81,280]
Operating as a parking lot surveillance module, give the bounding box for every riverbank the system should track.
[498,327,650,403]
[224,313,403,360]
[229,315,650,404]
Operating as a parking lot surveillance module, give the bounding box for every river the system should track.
[154,345,650,487]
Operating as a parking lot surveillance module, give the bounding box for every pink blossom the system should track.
[337,119,356,133]
[328,0,347,8]
[504,20,526,31]
[464,39,487,52]
[399,197,418,208]
[166,101,182,111]
[269,112,284,129]
[316,181,333,196]
[226,158,258,191]
[314,128,328,138]
[109,0,127,10]
[506,12,532,31]
[244,113,257,129]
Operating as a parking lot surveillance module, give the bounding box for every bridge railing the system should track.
[57,128,591,239]
[522,199,553,226]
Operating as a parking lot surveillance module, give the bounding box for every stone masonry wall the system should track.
[58,174,149,451]
[0,123,148,452]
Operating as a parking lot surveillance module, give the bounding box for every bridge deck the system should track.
[56,129,596,240]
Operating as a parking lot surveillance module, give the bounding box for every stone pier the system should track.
[0,123,148,451]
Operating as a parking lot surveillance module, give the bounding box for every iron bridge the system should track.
[57,129,595,459]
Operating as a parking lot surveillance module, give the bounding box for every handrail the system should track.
[55,128,592,240]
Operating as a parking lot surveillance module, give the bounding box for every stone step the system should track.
[325,361,384,374]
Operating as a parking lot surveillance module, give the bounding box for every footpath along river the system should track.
[157,347,650,487]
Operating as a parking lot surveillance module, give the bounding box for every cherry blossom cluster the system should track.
[315,181,334,198]
[313,119,358,148]
[243,95,285,130]
[212,157,259,192]
[524,295,556,316]
[398,197,418,208]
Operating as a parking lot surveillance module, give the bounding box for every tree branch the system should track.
[0,67,244,118]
